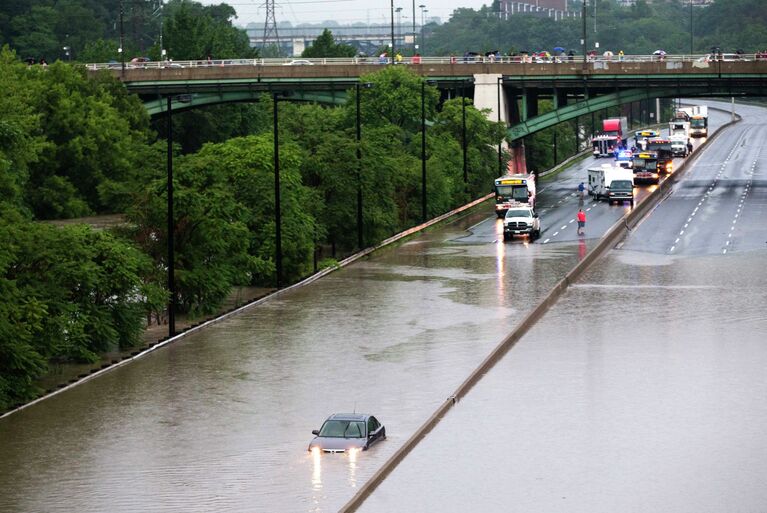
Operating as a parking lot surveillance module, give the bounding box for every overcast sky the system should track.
[195,0,491,27]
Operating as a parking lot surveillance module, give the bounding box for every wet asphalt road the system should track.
[0,103,739,513]
[360,101,767,512]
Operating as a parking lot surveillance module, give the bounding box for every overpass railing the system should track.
[86,53,766,71]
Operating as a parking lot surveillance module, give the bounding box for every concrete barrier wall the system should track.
[339,105,742,512]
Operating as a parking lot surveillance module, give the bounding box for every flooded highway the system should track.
[359,101,767,512]
[0,214,587,512]
[0,102,739,513]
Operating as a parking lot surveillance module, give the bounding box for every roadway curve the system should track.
[357,100,767,512]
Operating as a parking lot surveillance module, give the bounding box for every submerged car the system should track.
[308,413,385,454]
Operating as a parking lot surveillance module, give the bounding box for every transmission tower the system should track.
[262,0,280,55]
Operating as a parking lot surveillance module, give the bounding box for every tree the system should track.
[0,215,163,410]
[162,0,256,60]
[302,29,356,58]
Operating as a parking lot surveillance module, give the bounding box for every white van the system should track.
[588,165,635,206]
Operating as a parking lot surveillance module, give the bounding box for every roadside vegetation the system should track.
[0,0,746,410]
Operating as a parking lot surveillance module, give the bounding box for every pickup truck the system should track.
[503,206,541,241]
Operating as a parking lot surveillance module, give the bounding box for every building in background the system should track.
[496,0,578,20]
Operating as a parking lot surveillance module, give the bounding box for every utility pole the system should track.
[119,0,125,77]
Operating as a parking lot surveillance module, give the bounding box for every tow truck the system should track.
[493,173,536,218]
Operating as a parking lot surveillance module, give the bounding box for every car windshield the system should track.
[691,119,705,128]
[318,420,366,438]
[506,209,532,218]
[610,180,633,190]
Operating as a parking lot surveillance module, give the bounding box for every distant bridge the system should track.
[93,56,767,142]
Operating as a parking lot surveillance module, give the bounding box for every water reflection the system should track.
[347,448,358,488]
[311,448,322,491]
[495,233,506,302]
[578,238,587,260]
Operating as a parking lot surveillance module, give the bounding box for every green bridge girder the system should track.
[144,90,348,116]
[506,86,718,141]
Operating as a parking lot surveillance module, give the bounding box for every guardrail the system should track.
[85,53,767,71]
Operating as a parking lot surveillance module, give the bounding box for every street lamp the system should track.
[395,7,403,55]
[355,82,373,249]
[166,93,193,337]
[62,46,71,61]
[390,0,395,61]
[119,0,125,77]
[272,92,294,289]
[689,0,694,55]
[497,76,504,176]
[418,4,426,53]
[460,78,474,187]
[412,0,417,55]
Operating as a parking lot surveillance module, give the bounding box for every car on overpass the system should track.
[308,413,386,454]
[283,59,314,66]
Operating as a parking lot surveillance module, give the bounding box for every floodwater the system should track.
[360,249,767,513]
[0,212,587,513]
[360,100,767,512]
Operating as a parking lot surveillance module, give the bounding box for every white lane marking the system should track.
[569,219,574,224]
[560,225,567,230]
[543,238,550,244]
[723,249,728,254]
[670,246,676,252]
[553,231,559,237]
[675,238,680,244]
[680,230,685,235]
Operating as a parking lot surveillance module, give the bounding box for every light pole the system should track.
[272,92,292,289]
[395,7,403,54]
[420,81,428,222]
[119,0,125,77]
[166,93,192,337]
[497,76,504,176]
[412,0,416,55]
[689,0,693,55]
[461,79,474,187]
[581,0,587,70]
[419,5,426,53]
[390,0,395,61]
[355,82,373,249]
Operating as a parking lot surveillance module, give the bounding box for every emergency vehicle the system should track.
[493,173,536,218]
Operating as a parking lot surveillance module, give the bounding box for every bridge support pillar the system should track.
[522,89,538,121]
[553,88,568,110]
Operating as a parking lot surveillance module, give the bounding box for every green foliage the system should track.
[162,0,256,60]
[302,29,357,58]
[426,0,767,56]
[0,216,163,410]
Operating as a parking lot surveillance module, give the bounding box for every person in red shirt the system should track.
[577,208,586,235]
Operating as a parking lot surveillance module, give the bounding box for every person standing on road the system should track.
[578,182,585,198]
[686,140,693,156]
[577,208,586,235]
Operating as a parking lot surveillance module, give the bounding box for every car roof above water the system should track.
[327,413,370,422]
